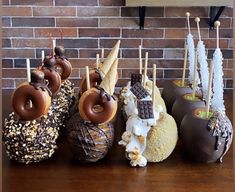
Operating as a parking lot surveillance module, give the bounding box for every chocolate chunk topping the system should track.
[137,100,154,119]
[130,82,150,99]
[131,74,142,86]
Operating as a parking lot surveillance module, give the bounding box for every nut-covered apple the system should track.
[180,108,233,163]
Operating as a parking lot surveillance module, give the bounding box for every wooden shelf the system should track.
[126,0,233,7]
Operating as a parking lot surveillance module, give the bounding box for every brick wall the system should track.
[2,0,233,92]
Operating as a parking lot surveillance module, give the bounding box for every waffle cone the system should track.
[99,40,120,77]
[100,58,118,95]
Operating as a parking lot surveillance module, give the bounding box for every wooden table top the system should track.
[2,90,234,192]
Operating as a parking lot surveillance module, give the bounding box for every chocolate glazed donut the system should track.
[12,70,52,121]
[40,67,61,96]
[54,58,72,81]
[79,69,102,94]
[78,87,118,124]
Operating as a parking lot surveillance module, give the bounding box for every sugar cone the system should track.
[100,58,118,95]
[99,40,120,77]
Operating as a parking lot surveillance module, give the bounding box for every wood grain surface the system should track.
[2,91,233,192]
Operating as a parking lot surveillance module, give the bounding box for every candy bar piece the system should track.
[130,82,150,99]
[131,74,142,86]
[137,100,154,119]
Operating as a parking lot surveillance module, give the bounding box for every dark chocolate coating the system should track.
[55,46,65,57]
[162,80,192,114]
[66,112,114,162]
[31,70,45,84]
[171,94,205,129]
[43,56,56,68]
[180,109,233,163]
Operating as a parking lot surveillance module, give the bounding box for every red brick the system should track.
[190,18,231,28]
[69,59,94,68]
[77,7,119,17]
[2,7,32,16]
[223,69,233,78]
[35,48,78,59]
[2,0,9,5]
[79,28,120,38]
[12,39,50,48]
[2,28,33,38]
[143,39,184,48]
[62,39,98,48]
[100,39,141,48]
[99,0,125,6]
[33,7,76,16]
[79,49,101,58]
[2,39,11,48]
[2,49,35,58]
[221,7,233,17]
[2,59,13,68]
[209,29,232,38]
[164,49,184,59]
[203,39,229,49]
[15,79,28,87]
[56,0,97,6]
[70,68,80,78]
[122,49,163,58]
[165,7,208,17]
[2,69,27,78]
[208,49,233,59]
[226,59,233,69]
[122,29,164,38]
[165,29,209,39]
[121,7,164,17]
[100,18,138,28]
[119,59,138,68]
[12,18,55,27]
[122,69,163,78]
[164,69,187,78]
[35,28,77,38]
[2,17,10,27]
[57,18,98,27]
[11,0,53,5]
[2,79,15,88]
[225,79,233,88]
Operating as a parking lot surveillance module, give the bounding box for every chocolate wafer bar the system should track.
[130,82,149,99]
[131,74,142,86]
[137,100,154,119]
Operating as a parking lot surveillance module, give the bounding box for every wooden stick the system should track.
[143,52,148,87]
[139,45,142,74]
[41,50,45,62]
[214,21,220,49]
[195,17,201,41]
[26,59,32,107]
[53,39,56,55]
[152,64,156,108]
[96,54,99,69]
[101,48,104,61]
[85,66,90,90]
[185,12,191,34]
[181,42,188,86]
[26,59,31,83]
[191,49,197,99]
[206,61,213,118]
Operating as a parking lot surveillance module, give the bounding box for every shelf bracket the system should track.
[209,6,225,29]
[139,6,146,30]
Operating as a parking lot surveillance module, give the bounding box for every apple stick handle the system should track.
[139,45,142,74]
[152,64,156,108]
[206,61,213,118]
[214,21,220,49]
[143,52,148,87]
[41,50,45,62]
[85,66,91,90]
[186,12,191,34]
[192,49,198,99]
[53,39,56,56]
[101,48,104,62]
[26,59,32,107]
[96,54,99,69]
[195,17,201,41]
[182,43,188,86]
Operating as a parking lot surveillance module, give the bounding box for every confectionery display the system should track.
[3,70,59,164]
[180,21,233,163]
[66,43,120,162]
[3,15,233,169]
[79,40,120,94]
[119,59,178,167]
